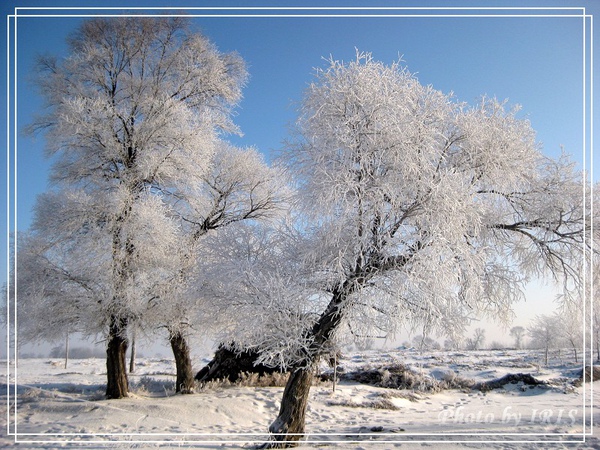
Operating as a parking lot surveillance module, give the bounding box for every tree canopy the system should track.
[194,52,591,444]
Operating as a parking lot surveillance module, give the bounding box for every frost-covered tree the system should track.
[528,314,561,366]
[13,228,111,349]
[158,142,286,393]
[559,311,583,363]
[556,182,598,364]
[465,328,486,351]
[212,52,589,445]
[443,338,462,351]
[582,210,600,362]
[412,335,441,351]
[24,17,247,399]
[510,326,526,350]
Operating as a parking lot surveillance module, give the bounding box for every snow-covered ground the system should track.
[2,349,599,449]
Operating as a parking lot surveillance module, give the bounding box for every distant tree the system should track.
[558,309,583,363]
[204,52,590,445]
[465,328,486,350]
[444,338,462,351]
[24,17,247,399]
[412,335,441,351]
[528,314,560,366]
[510,326,526,349]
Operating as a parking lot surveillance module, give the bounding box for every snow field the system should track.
[2,348,599,449]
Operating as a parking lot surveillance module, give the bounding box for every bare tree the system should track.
[444,338,462,351]
[558,310,583,363]
[25,17,247,399]
[465,328,486,351]
[528,314,560,366]
[208,52,590,445]
[412,335,441,351]
[510,326,526,350]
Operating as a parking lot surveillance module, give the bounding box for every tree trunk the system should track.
[332,353,337,393]
[264,279,359,446]
[268,366,314,448]
[266,285,348,446]
[106,316,129,399]
[169,330,195,394]
[129,330,136,373]
[64,332,69,370]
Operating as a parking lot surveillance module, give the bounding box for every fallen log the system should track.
[195,344,281,383]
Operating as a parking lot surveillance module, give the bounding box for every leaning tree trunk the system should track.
[169,330,195,394]
[106,316,129,399]
[267,283,350,447]
[268,365,314,448]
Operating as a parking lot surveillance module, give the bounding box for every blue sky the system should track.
[2,1,598,344]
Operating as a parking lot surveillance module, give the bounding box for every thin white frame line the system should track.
[12,9,18,440]
[589,12,595,436]
[13,6,587,11]
[13,429,590,437]
[4,12,11,441]
[582,8,587,438]
[13,438,587,445]
[583,14,594,436]
[583,11,594,437]
[9,5,590,445]
[583,11,593,437]
[11,431,589,437]
[9,14,589,19]
[12,444,587,447]
[14,442,587,446]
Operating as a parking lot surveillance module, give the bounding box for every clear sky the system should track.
[2,1,598,349]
